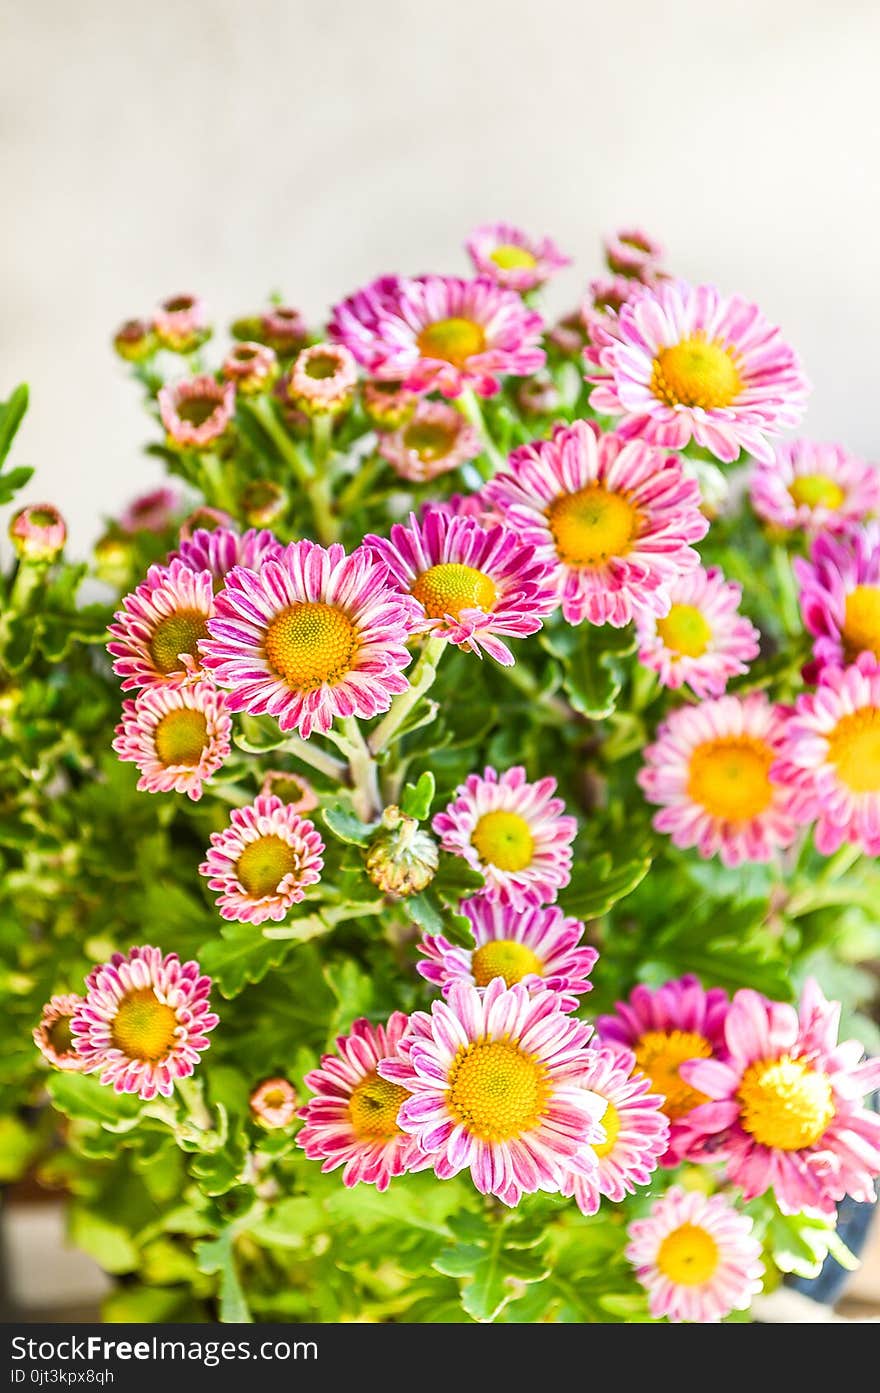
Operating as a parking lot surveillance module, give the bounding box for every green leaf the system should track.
[247,1198,323,1250]
[234,714,287,753]
[48,1072,144,1131]
[0,1115,40,1182]
[562,854,652,919]
[0,465,34,504]
[195,1229,252,1323]
[768,1210,839,1279]
[322,801,378,845]
[69,1205,138,1275]
[197,923,295,998]
[0,383,28,469]
[3,613,37,671]
[401,771,436,821]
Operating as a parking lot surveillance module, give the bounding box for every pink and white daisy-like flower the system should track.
[153,293,209,352]
[774,656,880,856]
[416,897,597,1012]
[638,693,800,867]
[582,275,651,342]
[71,946,217,1101]
[298,1012,431,1190]
[597,975,729,1159]
[366,508,557,665]
[200,793,324,924]
[585,279,808,464]
[626,1187,764,1323]
[287,343,358,415]
[119,487,180,535]
[377,401,481,483]
[34,994,87,1071]
[259,769,319,815]
[8,504,67,563]
[250,1077,298,1129]
[112,679,232,802]
[560,1047,669,1213]
[201,540,415,738]
[170,526,283,591]
[465,221,571,292]
[636,565,760,698]
[433,765,576,909]
[485,421,708,628]
[220,340,279,395]
[750,440,880,537]
[679,980,880,1216]
[330,274,545,398]
[795,525,880,676]
[603,227,665,279]
[379,979,607,1206]
[108,560,215,691]
[158,375,236,450]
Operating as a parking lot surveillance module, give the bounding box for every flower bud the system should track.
[287,344,357,417]
[120,486,179,534]
[361,380,418,431]
[260,305,309,357]
[154,293,210,353]
[240,480,288,529]
[113,317,157,362]
[158,375,235,450]
[260,769,318,815]
[92,530,136,586]
[9,503,67,562]
[221,341,279,396]
[365,806,439,898]
[179,507,234,541]
[249,1077,298,1129]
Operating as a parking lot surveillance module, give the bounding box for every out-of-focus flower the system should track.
[240,480,288,528]
[158,375,236,450]
[119,486,180,534]
[259,769,319,815]
[250,1077,298,1129]
[361,379,419,431]
[636,565,760,698]
[377,402,480,483]
[113,317,157,362]
[153,294,209,353]
[465,221,571,291]
[34,994,87,1071]
[795,525,880,676]
[9,504,67,563]
[287,344,357,416]
[221,341,279,395]
[179,507,234,541]
[603,227,665,278]
[750,440,880,537]
[259,305,309,356]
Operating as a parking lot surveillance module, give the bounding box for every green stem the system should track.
[281,735,348,782]
[457,389,505,478]
[771,544,801,639]
[248,396,314,483]
[339,715,381,820]
[368,636,445,755]
[312,414,334,473]
[502,657,576,722]
[337,453,387,513]
[200,451,238,515]
[9,561,46,611]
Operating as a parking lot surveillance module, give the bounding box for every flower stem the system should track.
[368,636,445,755]
[501,656,577,722]
[280,735,348,782]
[339,716,381,820]
[771,544,801,638]
[200,452,238,516]
[247,396,314,483]
[457,389,506,478]
[337,453,386,513]
[8,561,45,612]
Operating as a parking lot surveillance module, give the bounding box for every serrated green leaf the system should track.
[48,1072,144,1130]
[197,924,294,997]
[195,1229,252,1323]
[69,1205,138,1275]
[322,801,378,845]
[562,855,652,919]
[401,770,436,821]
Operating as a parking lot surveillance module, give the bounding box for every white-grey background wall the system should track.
[3,0,878,552]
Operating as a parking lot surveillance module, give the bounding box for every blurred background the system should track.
[3,0,880,553]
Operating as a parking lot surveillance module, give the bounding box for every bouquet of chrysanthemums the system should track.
[4,222,880,1324]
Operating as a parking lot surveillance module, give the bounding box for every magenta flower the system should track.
[603,227,665,279]
[636,564,760,698]
[465,221,570,291]
[199,793,324,924]
[119,487,180,534]
[750,440,880,537]
[112,678,232,802]
[170,526,283,590]
[108,559,215,690]
[795,525,880,676]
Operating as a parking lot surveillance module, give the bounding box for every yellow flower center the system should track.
[410,563,498,621]
[471,810,535,872]
[651,335,742,411]
[447,1040,547,1142]
[827,707,880,793]
[547,486,640,568]
[48,1014,75,1054]
[264,602,358,691]
[842,585,880,662]
[738,1055,835,1150]
[348,1070,409,1140]
[417,317,487,367]
[266,774,311,805]
[154,708,209,767]
[593,1098,621,1158]
[471,940,544,988]
[261,1086,290,1110]
[489,244,537,271]
[402,419,458,461]
[236,835,299,898]
[633,1030,713,1121]
[656,604,713,659]
[789,474,845,511]
[687,737,774,821]
[656,1224,720,1286]
[111,988,178,1062]
[177,396,221,428]
[149,611,210,675]
[303,351,341,381]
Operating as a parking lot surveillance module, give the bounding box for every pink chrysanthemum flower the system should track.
[377,402,481,483]
[221,340,279,395]
[585,279,808,464]
[679,980,880,1216]
[378,979,606,1206]
[427,491,506,526]
[750,440,880,537]
[465,221,571,292]
[597,975,729,1160]
[108,560,215,691]
[153,293,209,352]
[560,1047,669,1213]
[626,1187,764,1323]
[795,525,880,676]
[298,1012,431,1190]
[485,421,707,627]
[638,693,800,866]
[119,487,179,535]
[288,343,358,415]
[603,227,665,279]
[158,375,236,450]
[330,274,545,398]
[112,679,232,802]
[34,994,87,1071]
[71,946,217,1100]
[774,656,880,856]
[432,765,576,909]
[259,769,319,815]
[199,793,324,924]
[201,541,414,738]
[581,275,652,343]
[250,1077,298,1129]
[366,508,557,665]
[170,526,283,591]
[416,896,597,1013]
[8,504,67,563]
[636,565,760,698]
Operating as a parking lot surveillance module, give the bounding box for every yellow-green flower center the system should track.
[827,706,880,793]
[154,708,209,767]
[149,611,210,675]
[402,419,458,462]
[652,335,742,411]
[348,1070,409,1140]
[303,352,341,380]
[471,939,543,988]
[593,1098,621,1158]
[111,988,178,1062]
[417,317,486,367]
[265,602,358,691]
[489,244,537,272]
[447,1040,547,1142]
[687,737,774,821]
[738,1055,835,1150]
[633,1029,713,1121]
[265,774,311,806]
[547,486,639,567]
[656,1223,720,1285]
[471,809,535,872]
[789,473,845,511]
[177,396,221,428]
[236,834,299,898]
[656,604,713,659]
[410,563,498,621]
[48,1014,75,1055]
[842,585,880,662]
